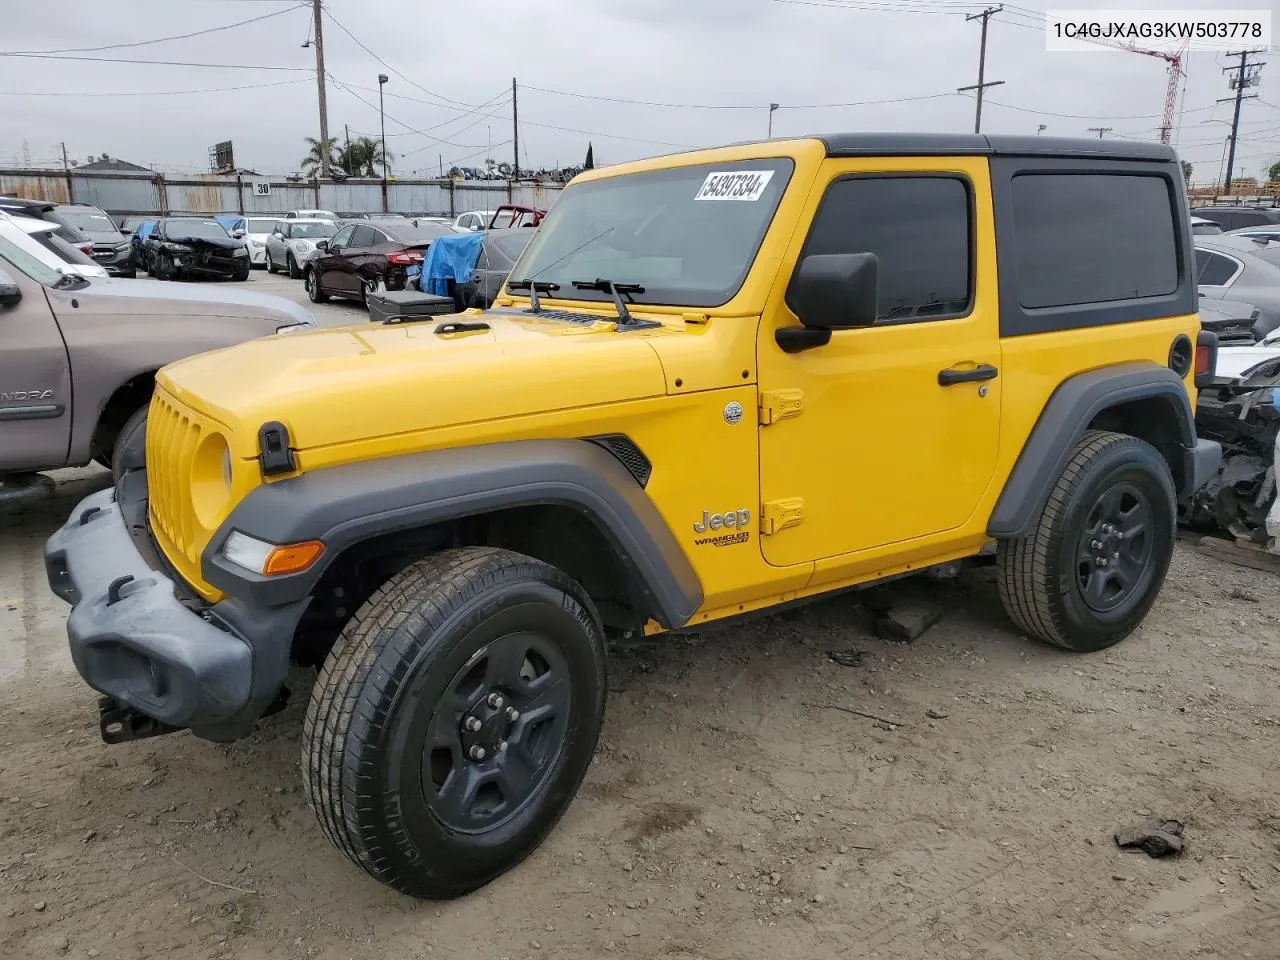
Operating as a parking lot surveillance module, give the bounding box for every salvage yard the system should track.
[3,474,1278,960]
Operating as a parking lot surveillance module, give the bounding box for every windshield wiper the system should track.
[506,279,560,314]
[571,278,645,325]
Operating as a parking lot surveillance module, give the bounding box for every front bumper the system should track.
[247,245,267,265]
[44,486,306,742]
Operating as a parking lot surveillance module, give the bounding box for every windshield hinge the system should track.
[758,389,804,425]
[258,421,295,477]
[761,498,804,535]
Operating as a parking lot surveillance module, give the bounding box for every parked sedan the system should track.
[219,216,280,268]
[143,217,251,281]
[1195,235,1280,340]
[265,219,337,278]
[457,229,535,308]
[305,219,452,304]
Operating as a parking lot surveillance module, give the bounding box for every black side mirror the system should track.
[776,252,879,353]
[0,268,21,307]
[315,239,329,251]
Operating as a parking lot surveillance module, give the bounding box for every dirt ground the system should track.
[3,470,1280,960]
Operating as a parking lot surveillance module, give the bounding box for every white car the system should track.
[0,211,109,278]
[225,216,282,268]
[284,209,338,223]
[1215,326,1280,380]
[265,219,338,279]
[452,210,495,232]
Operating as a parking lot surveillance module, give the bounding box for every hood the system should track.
[46,277,317,327]
[82,229,127,245]
[158,310,670,458]
[163,234,244,251]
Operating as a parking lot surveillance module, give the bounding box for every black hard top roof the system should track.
[814,133,1175,163]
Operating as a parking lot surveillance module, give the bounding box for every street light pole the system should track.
[768,103,780,138]
[378,73,389,213]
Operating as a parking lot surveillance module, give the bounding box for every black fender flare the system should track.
[987,362,1197,539]
[201,439,703,629]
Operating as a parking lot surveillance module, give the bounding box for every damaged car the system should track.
[1183,361,1280,551]
[143,217,251,282]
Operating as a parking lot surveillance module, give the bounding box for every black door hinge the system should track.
[258,421,295,476]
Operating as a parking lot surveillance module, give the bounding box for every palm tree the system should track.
[300,136,337,178]
[334,137,390,178]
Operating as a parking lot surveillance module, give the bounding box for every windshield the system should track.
[293,222,337,239]
[247,218,278,233]
[168,220,228,240]
[389,223,453,244]
[511,158,794,307]
[299,210,337,220]
[57,209,118,233]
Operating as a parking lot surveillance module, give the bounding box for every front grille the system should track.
[146,391,204,568]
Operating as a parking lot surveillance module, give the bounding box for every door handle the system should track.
[937,363,998,386]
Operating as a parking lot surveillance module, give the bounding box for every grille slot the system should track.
[147,393,203,565]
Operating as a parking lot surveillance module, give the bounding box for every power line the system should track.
[0,4,306,55]
[520,83,956,111]
[773,0,985,15]
[329,80,491,151]
[332,79,510,136]
[970,95,1219,121]
[321,8,481,111]
[0,78,311,97]
[0,52,311,70]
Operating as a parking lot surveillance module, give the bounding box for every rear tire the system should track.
[302,547,607,899]
[997,430,1176,652]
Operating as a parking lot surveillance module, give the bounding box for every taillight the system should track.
[1194,344,1211,376]
[78,242,94,255]
[386,251,422,265]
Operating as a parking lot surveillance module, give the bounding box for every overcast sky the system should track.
[0,0,1276,181]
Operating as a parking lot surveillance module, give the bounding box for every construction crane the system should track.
[1089,37,1190,144]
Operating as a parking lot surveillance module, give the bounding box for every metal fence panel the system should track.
[71,174,159,213]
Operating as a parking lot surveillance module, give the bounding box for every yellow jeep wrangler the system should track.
[45,133,1221,899]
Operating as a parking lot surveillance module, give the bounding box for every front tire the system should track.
[304,266,328,302]
[154,253,173,281]
[302,547,607,899]
[287,252,301,279]
[109,406,148,491]
[997,430,1176,652]
[266,250,279,274]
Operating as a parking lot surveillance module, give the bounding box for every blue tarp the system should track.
[212,214,241,232]
[420,231,484,296]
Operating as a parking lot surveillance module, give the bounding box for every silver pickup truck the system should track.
[0,212,316,505]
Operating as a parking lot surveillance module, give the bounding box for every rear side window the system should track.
[350,226,376,247]
[1010,173,1178,309]
[794,175,972,322]
[1195,249,1241,286]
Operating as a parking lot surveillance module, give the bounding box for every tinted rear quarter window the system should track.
[1195,249,1240,286]
[1010,173,1178,309]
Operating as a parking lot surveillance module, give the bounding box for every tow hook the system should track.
[98,696,180,744]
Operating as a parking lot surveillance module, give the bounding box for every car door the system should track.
[337,225,377,295]
[318,224,356,294]
[267,222,286,264]
[0,243,73,470]
[353,227,391,291]
[756,158,1002,585]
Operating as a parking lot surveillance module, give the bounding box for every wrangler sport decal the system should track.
[694,170,774,202]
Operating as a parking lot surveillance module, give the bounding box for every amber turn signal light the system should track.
[263,540,325,576]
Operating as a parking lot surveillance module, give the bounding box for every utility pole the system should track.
[512,77,520,180]
[59,141,73,202]
[311,0,330,178]
[957,5,1003,134]
[768,102,780,138]
[378,73,389,212]
[1087,127,1113,139]
[1221,49,1265,193]
[344,123,351,175]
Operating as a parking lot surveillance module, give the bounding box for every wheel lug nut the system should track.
[1091,539,1102,549]
[469,745,486,761]
[465,716,482,732]
[498,740,508,753]
[506,707,519,722]
[488,693,505,709]
[1098,558,1109,567]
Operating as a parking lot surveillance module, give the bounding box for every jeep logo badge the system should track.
[693,509,751,533]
